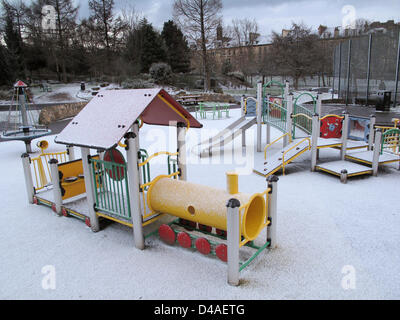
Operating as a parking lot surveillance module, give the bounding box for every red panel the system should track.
[198,224,212,233]
[103,149,126,181]
[195,238,211,255]
[215,244,228,262]
[140,89,203,129]
[177,232,192,249]
[320,116,343,139]
[159,224,176,245]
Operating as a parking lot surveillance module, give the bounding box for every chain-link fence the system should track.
[333,30,400,108]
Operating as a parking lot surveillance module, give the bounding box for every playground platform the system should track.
[315,160,373,181]
[345,150,400,166]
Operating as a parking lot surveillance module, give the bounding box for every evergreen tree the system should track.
[139,19,166,73]
[161,20,190,73]
[125,19,166,74]
[2,0,26,78]
[0,44,13,85]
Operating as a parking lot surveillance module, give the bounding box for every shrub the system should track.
[121,79,154,89]
[149,62,172,84]
[227,71,245,82]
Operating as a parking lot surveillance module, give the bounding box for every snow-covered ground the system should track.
[1,108,399,299]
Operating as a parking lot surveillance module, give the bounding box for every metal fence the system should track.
[333,31,400,107]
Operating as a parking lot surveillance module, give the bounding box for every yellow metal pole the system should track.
[226,172,239,195]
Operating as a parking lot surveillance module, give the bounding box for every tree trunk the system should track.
[200,1,210,92]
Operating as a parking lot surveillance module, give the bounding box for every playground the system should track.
[1,82,400,299]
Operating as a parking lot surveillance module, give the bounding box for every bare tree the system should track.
[173,0,222,91]
[231,18,259,46]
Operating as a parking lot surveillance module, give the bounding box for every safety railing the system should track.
[264,132,292,160]
[281,137,311,175]
[375,118,400,135]
[90,158,131,221]
[381,129,400,155]
[263,99,287,133]
[139,149,151,189]
[31,151,68,191]
[291,113,313,138]
[263,81,285,98]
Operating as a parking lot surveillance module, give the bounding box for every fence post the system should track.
[81,147,100,232]
[49,159,62,215]
[227,198,241,286]
[285,94,293,147]
[338,42,342,98]
[21,153,34,204]
[177,122,187,181]
[132,122,143,187]
[366,34,373,106]
[241,95,246,117]
[284,80,290,101]
[266,94,271,145]
[341,112,349,160]
[316,94,322,115]
[267,175,279,248]
[125,132,145,250]
[372,129,382,177]
[345,39,352,106]
[67,145,75,161]
[257,81,263,152]
[340,169,348,184]
[368,115,376,150]
[394,31,400,109]
[311,113,320,172]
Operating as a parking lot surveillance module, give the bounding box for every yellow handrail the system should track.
[31,151,68,191]
[291,113,313,121]
[282,137,311,175]
[158,94,190,132]
[138,151,179,168]
[320,114,344,121]
[264,132,292,160]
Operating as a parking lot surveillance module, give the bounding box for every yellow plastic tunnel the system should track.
[147,175,266,241]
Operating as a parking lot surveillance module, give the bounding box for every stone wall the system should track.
[39,102,88,125]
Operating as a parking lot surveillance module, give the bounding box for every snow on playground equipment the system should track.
[252,80,391,181]
[20,88,277,286]
[343,120,400,178]
[1,81,52,153]
[195,81,287,158]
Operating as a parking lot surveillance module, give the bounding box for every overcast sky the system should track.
[75,0,399,39]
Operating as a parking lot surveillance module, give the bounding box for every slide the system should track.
[196,116,257,157]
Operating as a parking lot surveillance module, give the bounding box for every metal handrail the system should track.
[282,137,311,175]
[264,132,292,160]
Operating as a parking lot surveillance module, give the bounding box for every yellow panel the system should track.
[58,156,99,200]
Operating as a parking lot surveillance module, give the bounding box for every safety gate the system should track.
[90,157,131,221]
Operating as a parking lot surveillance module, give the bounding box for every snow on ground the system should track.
[1,108,399,299]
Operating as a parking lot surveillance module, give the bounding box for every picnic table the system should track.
[195,102,231,119]
[40,83,52,92]
[177,95,204,106]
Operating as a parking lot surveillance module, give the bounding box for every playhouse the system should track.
[21,88,278,286]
